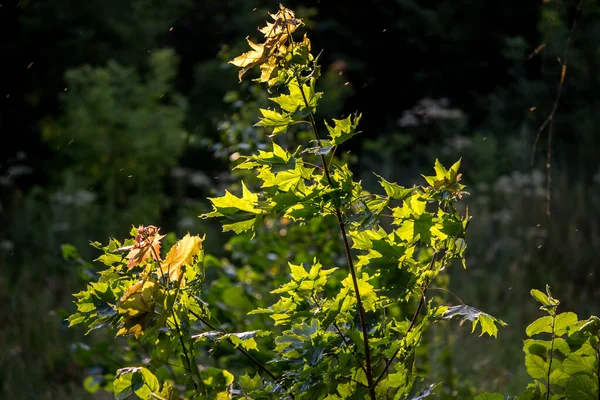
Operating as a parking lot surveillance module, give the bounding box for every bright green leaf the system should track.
[240,372,263,392]
[254,108,293,136]
[563,353,597,375]
[421,159,465,194]
[554,312,578,336]
[526,316,554,337]
[525,354,548,379]
[325,113,361,146]
[530,289,551,306]
[270,79,321,117]
[375,174,415,200]
[114,367,158,400]
[566,374,598,400]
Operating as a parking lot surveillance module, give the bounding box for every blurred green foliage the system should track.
[42,48,188,233]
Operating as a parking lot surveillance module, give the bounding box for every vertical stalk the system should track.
[172,310,201,393]
[189,310,295,400]
[294,75,376,400]
[311,294,368,376]
[373,252,437,388]
[546,313,556,400]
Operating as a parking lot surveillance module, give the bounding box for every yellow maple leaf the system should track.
[230,38,267,82]
[117,279,157,316]
[160,233,203,283]
[116,279,158,338]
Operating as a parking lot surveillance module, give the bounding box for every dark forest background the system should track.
[1,0,599,398]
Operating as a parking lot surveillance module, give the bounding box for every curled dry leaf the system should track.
[229,4,303,84]
[118,225,165,270]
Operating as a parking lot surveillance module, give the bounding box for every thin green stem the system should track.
[427,287,465,305]
[293,73,376,400]
[189,310,294,399]
[310,294,368,377]
[172,310,200,393]
[328,144,338,170]
[303,161,325,171]
[372,285,427,389]
[373,253,438,388]
[546,313,556,400]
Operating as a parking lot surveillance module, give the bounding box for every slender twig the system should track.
[427,287,465,305]
[372,253,438,388]
[303,161,325,171]
[293,73,376,399]
[310,293,368,376]
[531,0,586,216]
[372,287,427,389]
[328,144,338,170]
[546,312,557,400]
[172,310,200,392]
[188,310,295,399]
[151,240,201,392]
[332,321,368,376]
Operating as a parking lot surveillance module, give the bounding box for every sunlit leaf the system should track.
[553,312,578,336]
[375,174,415,200]
[240,373,263,392]
[114,367,159,400]
[524,354,548,379]
[325,113,361,146]
[442,304,507,337]
[203,182,266,235]
[229,5,303,85]
[566,374,597,400]
[526,316,553,337]
[421,159,465,196]
[118,225,165,270]
[254,108,293,136]
[563,353,596,376]
[160,233,203,283]
[271,79,321,117]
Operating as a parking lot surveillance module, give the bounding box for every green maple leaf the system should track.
[202,182,265,235]
[270,79,321,118]
[254,108,293,136]
[239,373,263,392]
[375,173,415,200]
[257,160,314,192]
[392,194,435,244]
[422,159,465,194]
[235,142,296,172]
[325,113,362,146]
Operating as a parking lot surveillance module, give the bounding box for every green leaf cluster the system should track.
[518,286,599,400]
[68,6,512,400]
